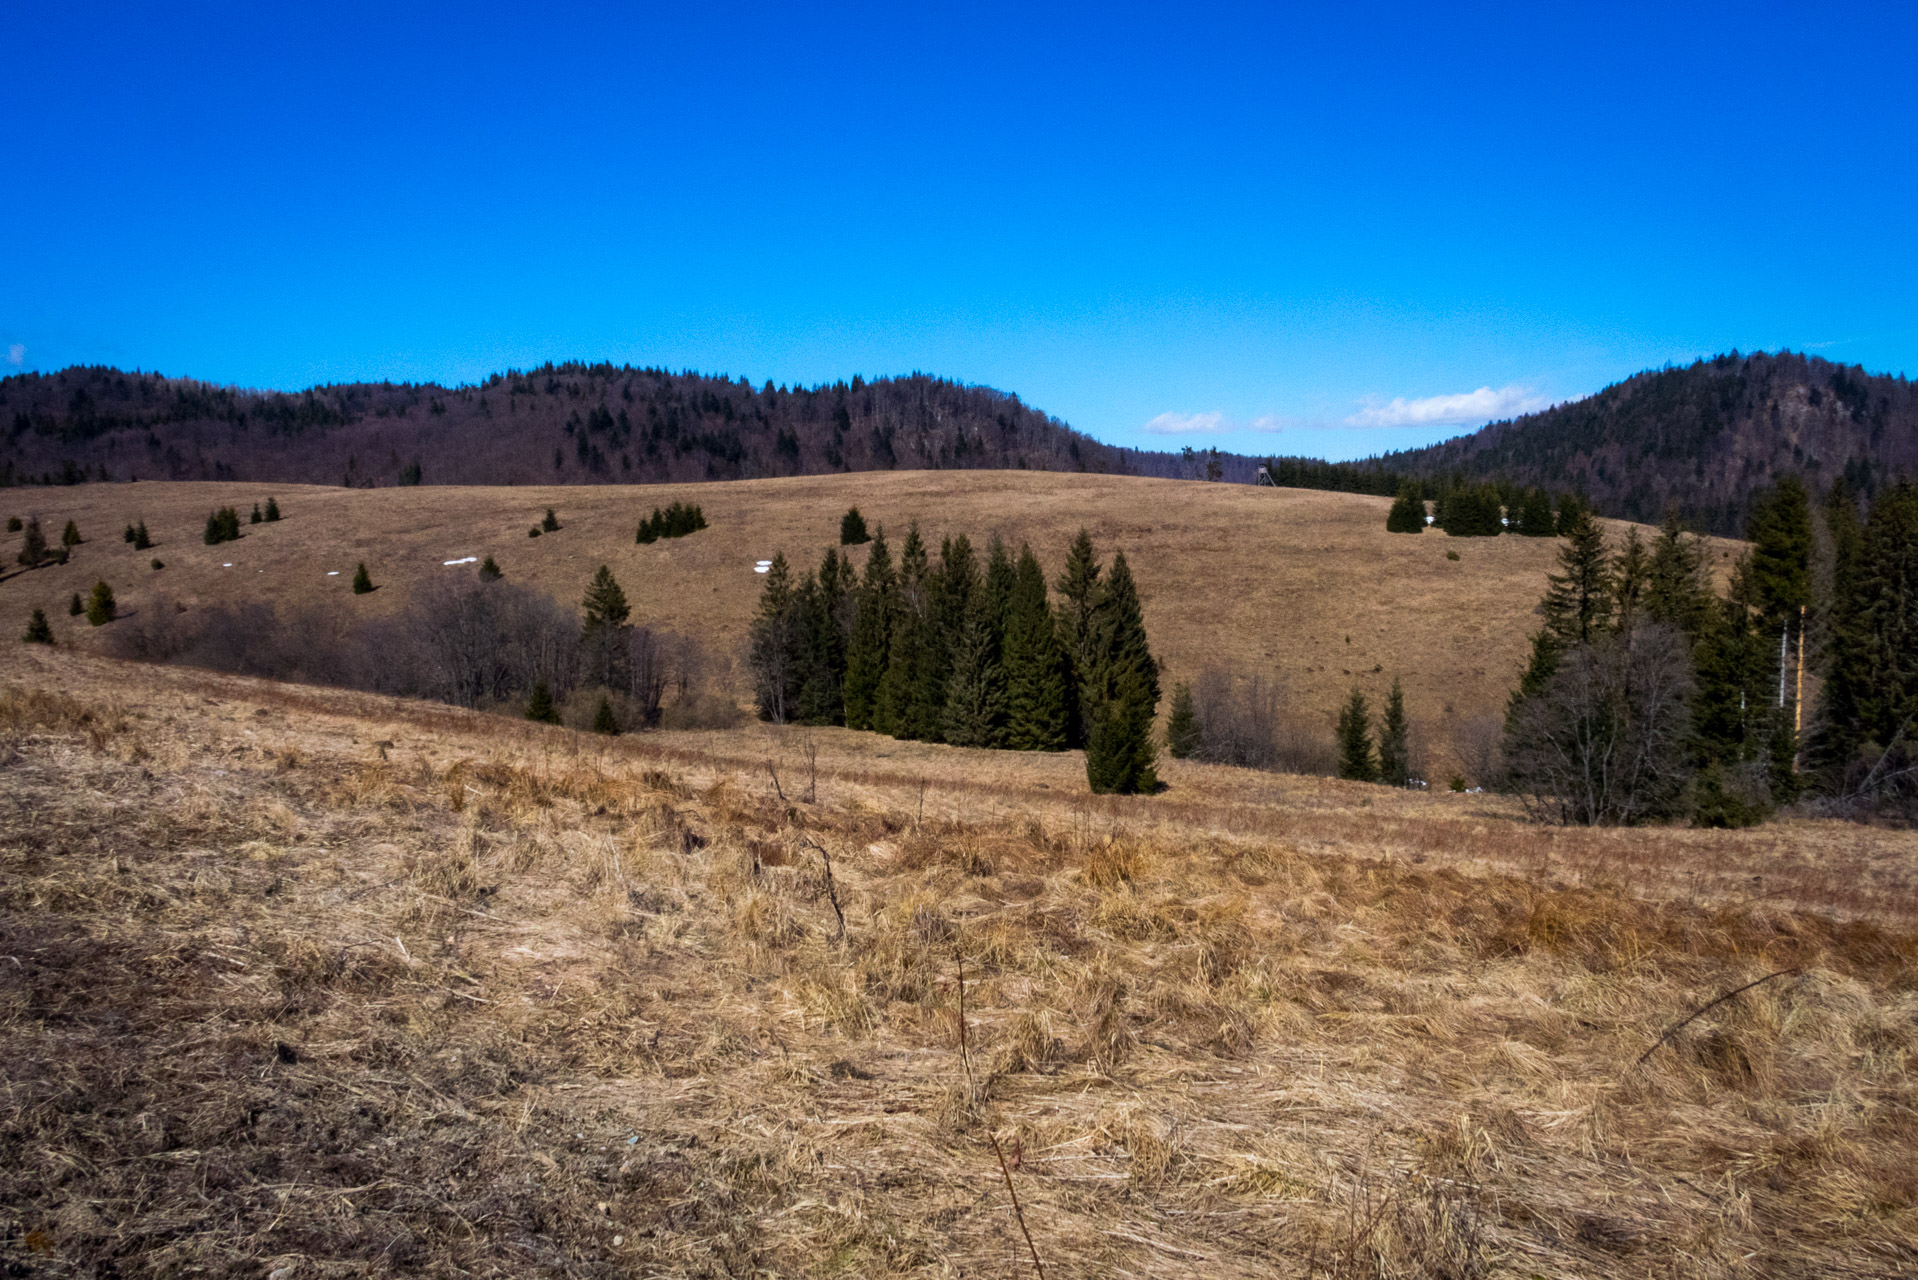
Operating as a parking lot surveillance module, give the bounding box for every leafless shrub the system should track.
[1187,668,1337,774]
[1504,623,1694,825]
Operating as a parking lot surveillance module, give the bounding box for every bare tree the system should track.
[1504,623,1695,825]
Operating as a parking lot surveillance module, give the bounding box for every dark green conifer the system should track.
[1516,487,1556,537]
[22,607,53,644]
[1080,552,1160,794]
[61,519,82,547]
[542,508,560,532]
[68,592,83,616]
[748,554,801,722]
[874,524,930,737]
[593,697,620,735]
[352,562,374,594]
[840,507,870,545]
[134,520,152,550]
[1002,545,1070,751]
[525,681,561,724]
[250,503,263,524]
[942,590,1006,747]
[1165,682,1200,759]
[86,580,115,626]
[581,565,634,691]
[1377,678,1410,786]
[265,497,281,521]
[842,527,894,730]
[478,555,503,580]
[581,565,631,628]
[1385,482,1426,533]
[124,524,136,543]
[17,517,47,567]
[1612,527,1651,636]
[1053,529,1103,746]
[1644,512,1713,642]
[1336,688,1378,782]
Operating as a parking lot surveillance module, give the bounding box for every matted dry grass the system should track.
[0,474,1745,773]
[3,649,1914,1278]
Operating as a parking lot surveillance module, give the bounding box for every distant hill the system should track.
[1379,351,1918,534]
[0,363,1261,489]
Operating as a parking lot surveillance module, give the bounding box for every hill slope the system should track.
[0,472,1740,775]
[0,363,1259,489]
[1383,351,1918,533]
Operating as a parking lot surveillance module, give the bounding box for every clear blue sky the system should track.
[5,2,1914,461]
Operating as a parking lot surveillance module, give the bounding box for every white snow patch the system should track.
[327,570,340,576]
[223,563,233,568]
[443,556,478,566]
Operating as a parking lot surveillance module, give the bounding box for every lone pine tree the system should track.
[478,556,503,580]
[1377,678,1410,786]
[86,580,116,626]
[61,520,82,547]
[524,681,560,724]
[1384,483,1426,533]
[839,507,870,545]
[1337,687,1378,782]
[17,517,47,568]
[352,562,373,594]
[22,608,53,644]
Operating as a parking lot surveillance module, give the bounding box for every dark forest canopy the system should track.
[0,363,1260,490]
[5,351,1910,535]
[1375,351,1918,535]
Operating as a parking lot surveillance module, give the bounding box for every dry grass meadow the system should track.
[0,474,1745,773]
[3,644,1915,1277]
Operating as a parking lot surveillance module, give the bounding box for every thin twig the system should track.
[764,759,785,803]
[957,955,1045,1280]
[799,837,846,941]
[1630,968,1801,1072]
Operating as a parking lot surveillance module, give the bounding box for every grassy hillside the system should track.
[0,472,1743,774]
[3,648,1913,1276]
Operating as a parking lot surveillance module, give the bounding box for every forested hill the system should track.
[1380,351,1918,533]
[0,363,1258,489]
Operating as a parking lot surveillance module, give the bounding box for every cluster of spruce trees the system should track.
[1386,481,1588,537]
[636,501,707,543]
[1502,476,1918,824]
[748,525,1162,793]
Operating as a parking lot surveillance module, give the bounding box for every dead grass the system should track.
[1,651,1915,1276]
[0,474,1747,776]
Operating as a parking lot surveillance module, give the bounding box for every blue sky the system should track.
[4,2,1914,461]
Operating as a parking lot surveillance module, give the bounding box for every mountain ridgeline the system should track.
[1378,351,1918,534]
[0,364,1251,490]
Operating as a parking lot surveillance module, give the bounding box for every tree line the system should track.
[1500,476,1918,824]
[747,519,1162,793]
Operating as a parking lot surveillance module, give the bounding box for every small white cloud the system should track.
[1345,384,1548,429]
[1246,414,1288,434]
[1143,410,1226,436]
[5,344,23,367]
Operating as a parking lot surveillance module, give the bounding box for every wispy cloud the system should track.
[1345,384,1548,429]
[1143,410,1226,435]
[4,344,22,368]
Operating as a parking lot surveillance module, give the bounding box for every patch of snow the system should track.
[327,571,340,576]
[223,563,233,568]
[754,565,770,573]
[443,556,478,566]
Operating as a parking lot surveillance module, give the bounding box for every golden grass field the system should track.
[3,645,1914,1277]
[0,474,1743,776]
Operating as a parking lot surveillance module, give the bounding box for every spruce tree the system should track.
[840,507,870,545]
[1644,512,1713,642]
[250,503,263,524]
[1080,551,1160,794]
[134,521,152,550]
[1165,681,1200,758]
[942,591,1007,747]
[86,580,115,626]
[581,564,634,691]
[748,554,801,722]
[1611,527,1651,636]
[842,527,894,730]
[68,592,83,616]
[593,697,620,735]
[1807,480,1869,781]
[1336,688,1378,782]
[1745,476,1814,791]
[581,565,631,628]
[910,534,976,740]
[525,681,561,724]
[478,555,503,580]
[542,508,560,532]
[18,517,47,567]
[874,524,930,737]
[1541,507,1613,645]
[1835,483,1918,782]
[352,562,373,594]
[124,523,136,543]
[1053,529,1103,746]
[22,607,53,644]
[795,565,847,726]
[1555,492,1590,536]
[265,497,281,521]
[1385,482,1426,533]
[983,535,1015,635]
[1516,487,1556,537]
[1377,678,1410,786]
[1002,544,1070,750]
[61,519,81,547]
